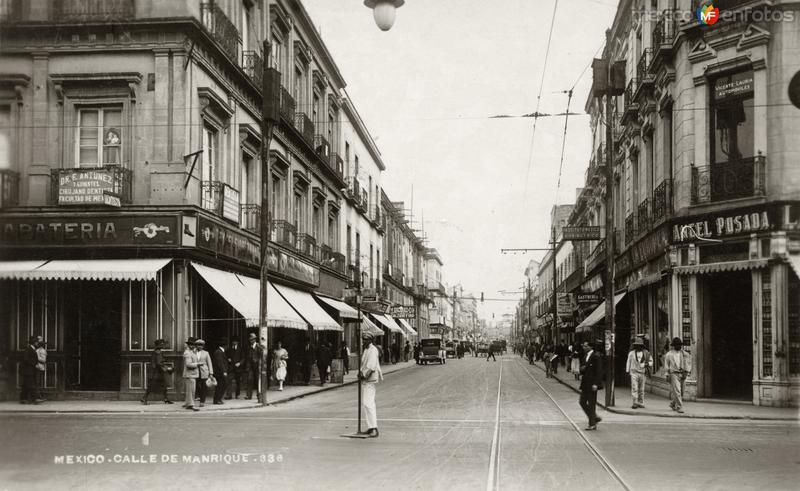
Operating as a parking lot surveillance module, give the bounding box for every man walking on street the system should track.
[212,339,229,405]
[665,337,691,413]
[486,343,497,362]
[225,337,243,399]
[182,337,199,411]
[625,336,652,409]
[359,332,383,438]
[317,342,332,386]
[579,340,604,430]
[245,332,263,400]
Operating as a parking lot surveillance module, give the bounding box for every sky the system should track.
[303,0,619,321]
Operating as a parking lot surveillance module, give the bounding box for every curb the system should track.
[525,359,797,422]
[0,363,416,415]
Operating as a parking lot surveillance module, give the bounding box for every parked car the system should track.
[445,341,456,358]
[476,343,489,356]
[419,338,446,364]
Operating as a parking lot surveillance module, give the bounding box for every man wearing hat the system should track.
[358,331,383,437]
[182,337,200,411]
[212,339,229,405]
[194,339,213,407]
[664,337,691,413]
[579,340,605,430]
[625,337,653,409]
[245,332,263,400]
[140,339,173,405]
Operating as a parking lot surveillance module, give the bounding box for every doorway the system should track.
[707,271,752,400]
[78,282,123,390]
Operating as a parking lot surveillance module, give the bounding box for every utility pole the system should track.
[551,226,558,346]
[602,30,617,408]
[259,39,281,405]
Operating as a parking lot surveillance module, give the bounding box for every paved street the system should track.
[1,354,798,491]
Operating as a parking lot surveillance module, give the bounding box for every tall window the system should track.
[271,174,283,220]
[346,225,352,266]
[312,93,321,128]
[201,125,217,181]
[354,155,359,177]
[328,213,339,251]
[0,105,10,169]
[77,107,122,167]
[294,68,304,109]
[293,190,306,233]
[345,141,350,177]
[312,203,322,240]
[711,71,754,164]
[241,2,251,54]
[355,232,361,268]
[369,244,374,288]
[241,153,253,205]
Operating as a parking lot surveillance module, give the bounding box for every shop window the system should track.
[656,281,669,370]
[788,273,800,376]
[680,276,691,346]
[14,282,59,351]
[761,271,772,377]
[0,105,11,169]
[77,107,122,167]
[711,71,754,165]
[128,265,176,351]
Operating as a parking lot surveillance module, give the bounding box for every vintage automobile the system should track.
[445,341,456,358]
[419,338,446,364]
[476,343,489,356]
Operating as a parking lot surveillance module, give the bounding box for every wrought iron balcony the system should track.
[240,204,261,233]
[585,240,606,273]
[328,153,345,181]
[200,2,240,62]
[652,179,673,223]
[611,111,624,146]
[294,112,314,146]
[0,169,20,209]
[637,198,651,234]
[50,165,132,206]
[271,220,296,249]
[296,233,318,261]
[200,181,224,215]
[241,50,263,88]
[357,190,369,214]
[279,87,295,124]
[691,156,767,205]
[53,0,134,21]
[314,134,330,159]
[622,79,639,125]
[330,252,346,275]
[635,49,654,100]
[624,212,637,246]
[372,205,382,225]
[652,10,677,68]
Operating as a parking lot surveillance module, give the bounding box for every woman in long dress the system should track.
[273,341,289,391]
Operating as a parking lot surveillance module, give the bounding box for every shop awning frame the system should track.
[361,315,384,337]
[274,284,343,332]
[575,292,627,333]
[0,259,172,282]
[398,318,417,336]
[371,313,403,334]
[785,254,800,279]
[673,259,769,276]
[315,295,360,320]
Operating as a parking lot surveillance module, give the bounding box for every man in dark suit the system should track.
[20,335,41,404]
[579,340,605,430]
[302,341,315,385]
[225,337,243,399]
[244,332,263,400]
[212,339,229,405]
[317,342,332,386]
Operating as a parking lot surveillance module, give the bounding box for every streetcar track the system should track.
[515,358,632,491]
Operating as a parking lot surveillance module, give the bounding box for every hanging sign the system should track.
[563,226,602,241]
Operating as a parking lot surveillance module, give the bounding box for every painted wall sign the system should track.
[576,293,602,305]
[55,168,127,206]
[629,225,670,267]
[389,305,416,319]
[563,226,602,241]
[671,204,785,244]
[0,215,178,246]
[221,185,240,224]
[714,72,753,101]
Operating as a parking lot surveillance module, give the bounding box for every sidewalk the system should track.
[524,357,799,421]
[0,360,415,414]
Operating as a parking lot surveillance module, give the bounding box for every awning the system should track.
[787,254,800,279]
[575,292,627,333]
[274,284,343,331]
[398,318,417,336]
[0,259,171,281]
[190,263,307,330]
[315,296,360,320]
[372,313,403,333]
[673,259,769,276]
[628,272,664,292]
[361,315,385,337]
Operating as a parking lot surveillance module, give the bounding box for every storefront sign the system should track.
[714,72,753,101]
[0,214,178,246]
[563,226,602,241]
[671,204,779,244]
[221,185,240,224]
[557,293,573,317]
[362,302,389,314]
[615,250,633,276]
[55,168,126,207]
[197,215,261,267]
[577,293,602,305]
[630,225,670,266]
[266,247,319,287]
[390,305,416,319]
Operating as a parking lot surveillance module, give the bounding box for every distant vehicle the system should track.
[490,341,503,354]
[445,341,456,358]
[419,338,446,365]
[477,343,489,356]
[461,341,473,353]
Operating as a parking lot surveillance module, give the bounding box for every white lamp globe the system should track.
[364,0,405,31]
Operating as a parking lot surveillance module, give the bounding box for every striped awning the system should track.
[0,259,171,281]
[372,313,404,333]
[274,284,343,332]
[673,259,769,276]
[788,254,800,279]
[576,292,627,333]
[315,295,360,320]
[361,315,384,337]
[398,318,418,336]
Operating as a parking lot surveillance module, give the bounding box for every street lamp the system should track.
[364,0,405,31]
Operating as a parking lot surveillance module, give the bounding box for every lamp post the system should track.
[364,0,405,31]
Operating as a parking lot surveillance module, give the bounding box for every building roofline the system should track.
[341,94,386,171]
[287,0,347,90]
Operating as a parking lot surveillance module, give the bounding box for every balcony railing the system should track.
[50,165,133,206]
[372,205,382,224]
[200,2,240,62]
[279,87,296,124]
[691,156,767,205]
[294,112,314,146]
[296,233,318,261]
[53,0,134,21]
[585,240,606,273]
[314,134,330,159]
[637,198,651,234]
[612,111,623,145]
[200,181,224,215]
[624,212,637,246]
[271,220,296,249]
[637,48,653,85]
[652,10,677,65]
[240,204,261,233]
[0,169,20,209]
[357,191,368,213]
[328,153,344,180]
[622,79,639,124]
[241,50,263,88]
[330,252,346,275]
[652,179,673,222]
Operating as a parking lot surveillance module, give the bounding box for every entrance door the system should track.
[708,271,753,400]
[79,282,123,391]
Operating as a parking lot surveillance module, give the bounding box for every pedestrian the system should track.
[543,346,553,377]
[665,337,691,413]
[626,336,653,409]
[317,342,332,386]
[35,336,47,400]
[486,343,497,362]
[579,340,605,430]
[341,342,350,374]
[212,339,229,404]
[245,332,263,400]
[273,340,289,391]
[19,335,41,404]
[413,343,420,365]
[182,337,200,411]
[194,339,213,407]
[550,345,559,375]
[391,342,400,365]
[141,339,173,405]
[404,341,410,362]
[359,331,383,437]
[570,342,582,380]
[302,340,315,385]
[383,343,390,364]
[225,336,243,399]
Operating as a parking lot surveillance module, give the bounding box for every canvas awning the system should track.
[315,296,360,320]
[673,259,769,276]
[575,292,627,333]
[786,254,800,279]
[0,259,172,281]
[361,315,384,337]
[372,313,403,333]
[190,263,307,330]
[398,318,418,336]
[274,284,343,331]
